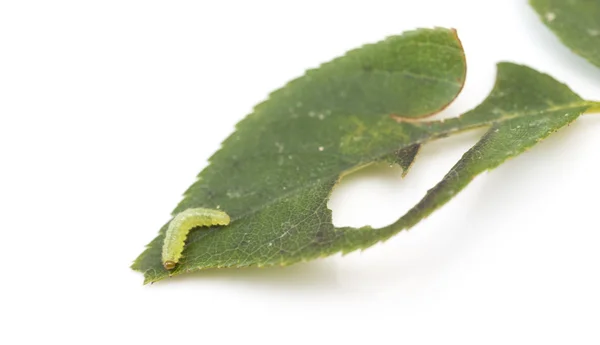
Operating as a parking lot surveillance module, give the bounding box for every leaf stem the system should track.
[585,101,600,114]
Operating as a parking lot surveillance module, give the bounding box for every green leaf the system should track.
[133,27,467,282]
[132,29,597,284]
[530,0,600,68]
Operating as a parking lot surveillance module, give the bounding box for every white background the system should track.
[1,0,600,344]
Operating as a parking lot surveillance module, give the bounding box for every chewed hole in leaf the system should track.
[328,129,486,229]
[328,162,408,228]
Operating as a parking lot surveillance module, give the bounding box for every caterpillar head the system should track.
[163,261,176,270]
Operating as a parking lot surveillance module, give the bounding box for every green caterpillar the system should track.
[162,208,230,270]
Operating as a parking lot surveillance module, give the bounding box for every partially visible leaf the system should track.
[531,0,600,68]
[132,29,598,283]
